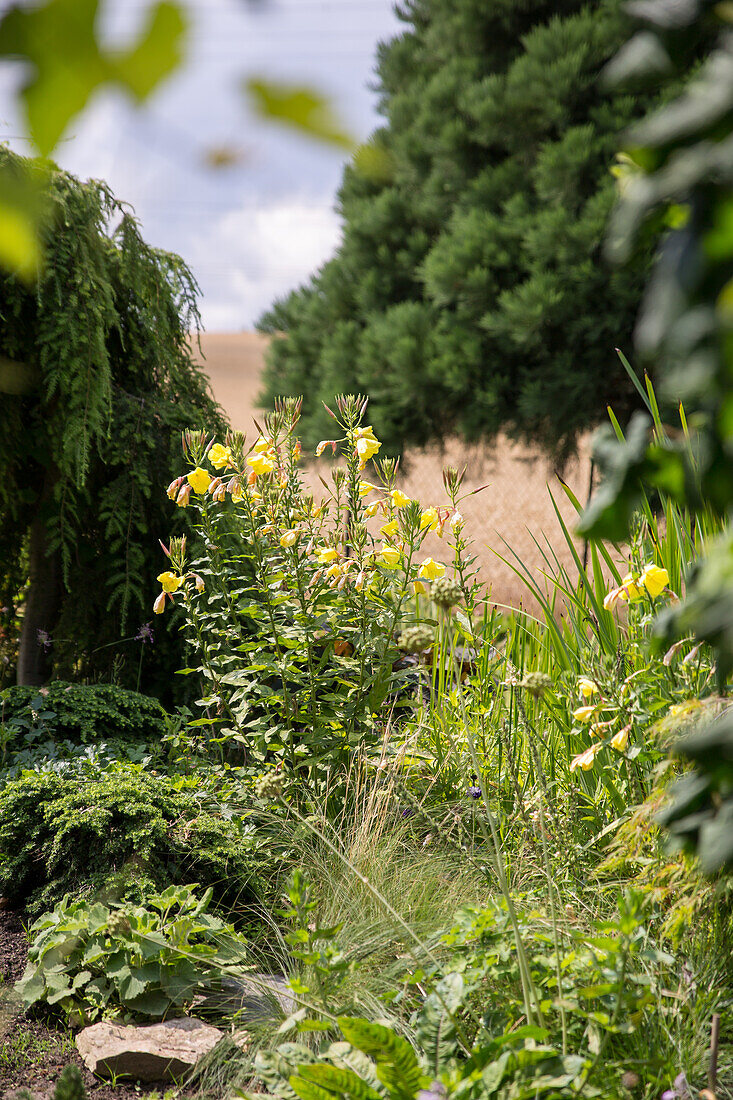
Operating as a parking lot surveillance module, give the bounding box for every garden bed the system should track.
[0,910,196,1100]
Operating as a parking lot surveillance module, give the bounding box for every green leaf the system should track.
[338,1018,422,1100]
[0,0,187,156]
[296,1064,382,1100]
[114,2,187,99]
[245,78,354,150]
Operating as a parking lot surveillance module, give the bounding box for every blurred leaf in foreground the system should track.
[245,77,354,150]
[0,0,188,156]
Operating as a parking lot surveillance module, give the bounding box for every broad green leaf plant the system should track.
[16,884,251,1024]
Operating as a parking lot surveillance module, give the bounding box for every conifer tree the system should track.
[259,0,656,461]
[0,148,226,694]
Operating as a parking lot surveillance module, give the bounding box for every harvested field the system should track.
[193,333,615,610]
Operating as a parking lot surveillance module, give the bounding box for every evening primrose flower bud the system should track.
[176,483,192,508]
[193,574,205,593]
[153,591,167,614]
[449,510,464,533]
[578,677,598,698]
[569,741,604,772]
[431,575,462,609]
[573,705,597,723]
[280,528,300,548]
[610,724,630,752]
[166,476,184,499]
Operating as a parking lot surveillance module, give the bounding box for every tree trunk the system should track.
[16,509,60,686]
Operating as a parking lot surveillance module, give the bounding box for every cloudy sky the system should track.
[0,0,402,329]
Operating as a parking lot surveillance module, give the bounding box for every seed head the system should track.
[255,770,285,799]
[519,670,553,699]
[431,575,462,609]
[398,623,435,654]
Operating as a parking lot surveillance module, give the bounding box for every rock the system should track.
[200,972,295,1022]
[75,1016,223,1082]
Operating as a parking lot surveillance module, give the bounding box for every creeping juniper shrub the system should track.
[0,763,264,918]
[0,681,167,747]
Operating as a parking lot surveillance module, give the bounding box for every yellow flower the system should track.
[449,511,464,533]
[208,443,233,470]
[325,562,342,579]
[572,705,597,723]
[610,725,630,752]
[187,467,212,495]
[379,545,401,567]
[380,518,399,539]
[603,573,642,610]
[420,507,439,532]
[569,741,604,772]
[354,425,381,467]
[390,489,411,509]
[247,452,276,477]
[359,481,377,497]
[418,557,445,581]
[364,502,379,518]
[317,546,339,564]
[253,436,271,454]
[578,678,598,699]
[157,571,183,593]
[414,580,427,595]
[622,573,643,601]
[640,563,669,598]
[280,528,299,548]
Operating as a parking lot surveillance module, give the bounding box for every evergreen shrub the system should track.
[0,681,167,746]
[0,763,264,918]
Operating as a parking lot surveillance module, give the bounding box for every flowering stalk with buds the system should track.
[157,395,478,806]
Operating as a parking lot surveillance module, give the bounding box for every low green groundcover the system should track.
[0,762,264,919]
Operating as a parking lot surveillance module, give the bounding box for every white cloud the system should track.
[192,196,342,330]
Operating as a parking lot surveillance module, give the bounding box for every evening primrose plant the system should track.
[156,395,475,806]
